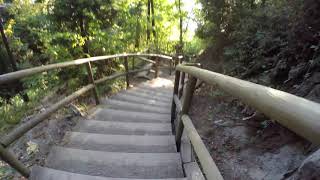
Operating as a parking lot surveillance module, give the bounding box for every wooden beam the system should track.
[85,62,100,105]
[171,69,181,126]
[176,76,197,151]
[0,53,172,84]
[0,144,30,177]
[124,57,130,88]
[0,84,94,147]
[173,94,182,112]
[177,65,320,145]
[0,66,151,147]
[178,72,185,98]
[182,115,224,180]
[154,57,159,78]
[137,56,156,64]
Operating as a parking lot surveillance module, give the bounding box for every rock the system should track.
[289,149,320,180]
[306,84,320,103]
[270,59,289,83]
[285,62,308,82]
[294,72,320,97]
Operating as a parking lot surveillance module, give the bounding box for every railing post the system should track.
[132,57,135,70]
[169,59,172,75]
[171,68,181,130]
[124,57,130,88]
[0,144,30,177]
[85,62,100,105]
[178,72,185,98]
[154,57,159,78]
[176,76,197,151]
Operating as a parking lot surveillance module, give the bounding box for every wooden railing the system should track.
[0,53,173,178]
[171,64,320,180]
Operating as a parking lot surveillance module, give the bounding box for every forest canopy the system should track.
[0,0,195,131]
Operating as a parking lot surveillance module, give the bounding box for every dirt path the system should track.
[189,84,310,180]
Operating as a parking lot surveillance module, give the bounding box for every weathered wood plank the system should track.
[0,53,171,84]
[175,76,197,151]
[177,65,320,145]
[182,115,223,180]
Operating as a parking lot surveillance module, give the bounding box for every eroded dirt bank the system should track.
[189,84,314,180]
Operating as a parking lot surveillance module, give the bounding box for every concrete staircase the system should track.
[30,79,189,180]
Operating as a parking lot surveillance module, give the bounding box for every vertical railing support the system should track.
[132,57,135,70]
[178,72,185,98]
[171,69,181,131]
[154,57,159,78]
[175,76,197,151]
[169,59,172,75]
[85,62,100,105]
[124,57,130,89]
[0,144,30,178]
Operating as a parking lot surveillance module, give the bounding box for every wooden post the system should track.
[171,69,181,130]
[124,57,130,88]
[85,62,100,105]
[0,144,30,177]
[0,18,18,71]
[178,72,185,98]
[132,57,135,70]
[176,76,197,151]
[169,60,172,75]
[154,57,159,78]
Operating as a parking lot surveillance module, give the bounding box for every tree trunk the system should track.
[0,18,28,101]
[147,0,151,45]
[79,16,89,55]
[178,0,183,48]
[0,18,18,71]
[150,0,157,44]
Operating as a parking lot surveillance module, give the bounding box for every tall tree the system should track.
[147,0,151,44]
[51,0,116,56]
[0,18,17,71]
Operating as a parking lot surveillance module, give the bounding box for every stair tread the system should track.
[127,88,172,97]
[30,166,186,180]
[64,132,176,152]
[46,147,184,178]
[122,91,172,102]
[89,108,170,123]
[109,93,171,107]
[74,120,172,135]
[103,99,170,114]
[136,86,173,93]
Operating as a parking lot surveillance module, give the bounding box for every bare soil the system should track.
[189,84,311,180]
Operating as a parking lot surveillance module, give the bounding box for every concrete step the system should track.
[103,99,170,114]
[30,166,187,180]
[137,84,173,92]
[89,108,170,123]
[64,132,177,153]
[74,120,172,135]
[128,88,172,97]
[46,147,184,178]
[109,93,171,107]
[122,91,171,102]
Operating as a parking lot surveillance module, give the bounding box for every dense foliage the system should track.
[196,0,320,101]
[0,0,184,130]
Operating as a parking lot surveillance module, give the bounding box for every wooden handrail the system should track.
[137,56,156,64]
[176,65,320,145]
[182,115,224,180]
[0,67,150,147]
[175,76,197,151]
[0,53,172,84]
[0,64,151,178]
